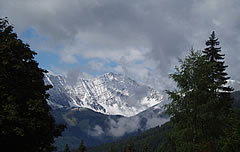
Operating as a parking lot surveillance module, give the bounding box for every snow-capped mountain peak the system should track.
[45,72,165,117]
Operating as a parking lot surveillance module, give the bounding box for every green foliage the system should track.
[87,92,240,152]
[83,92,240,152]
[219,91,240,152]
[219,109,240,152]
[123,140,136,152]
[88,122,173,152]
[203,31,233,93]
[64,144,71,152]
[223,91,240,151]
[166,50,208,151]
[0,17,65,151]
[142,141,150,152]
[108,145,115,152]
[166,32,234,152]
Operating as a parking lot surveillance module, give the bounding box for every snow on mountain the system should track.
[45,72,165,117]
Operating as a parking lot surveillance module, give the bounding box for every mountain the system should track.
[87,121,172,152]
[45,72,169,151]
[51,100,169,151]
[45,72,164,117]
[87,91,240,152]
[46,72,240,151]
[45,73,240,118]
[51,108,124,151]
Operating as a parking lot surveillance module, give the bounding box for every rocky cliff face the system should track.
[45,72,165,117]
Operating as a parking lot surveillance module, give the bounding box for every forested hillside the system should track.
[87,84,240,152]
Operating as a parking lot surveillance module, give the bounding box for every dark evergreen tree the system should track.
[0,17,65,151]
[166,32,234,152]
[202,31,232,92]
[64,144,71,152]
[202,31,234,151]
[123,140,136,152]
[78,140,86,152]
[166,50,210,152]
[142,141,150,152]
[221,109,240,152]
[108,145,115,152]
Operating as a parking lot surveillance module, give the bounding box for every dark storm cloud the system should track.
[1,0,240,87]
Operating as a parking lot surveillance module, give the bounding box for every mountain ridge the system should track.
[45,72,165,117]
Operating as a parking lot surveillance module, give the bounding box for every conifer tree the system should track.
[166,32,233,152]
[0,17,65,151]
[201,32,233,151]
[202,31,233,92]
[108,145,115,152]
[143,141,150,152]
[64,144,70,152]
[166,50,209,152]
[202,32,240,152]
[123,140,136,152]
[78,140,86,152]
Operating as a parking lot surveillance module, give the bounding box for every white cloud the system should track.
[1,0,240,88]
[88,125,104,137]
[88,60,105,72]
[87,107,170,137]
[107,117,141,137]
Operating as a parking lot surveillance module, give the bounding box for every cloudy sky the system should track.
[1,0,240,90]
